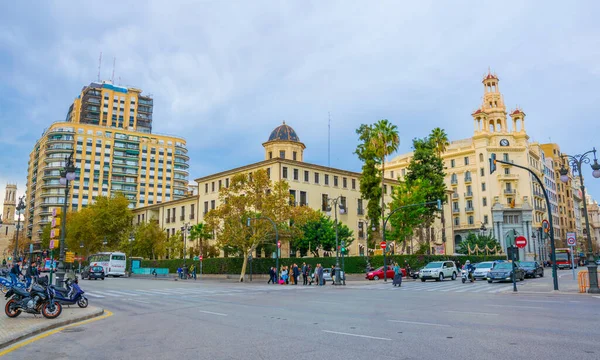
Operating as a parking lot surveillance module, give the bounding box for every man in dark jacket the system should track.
[292,264,300,285]
[301,263,308,285]
[10,262,21,286]
[267,267,276,284]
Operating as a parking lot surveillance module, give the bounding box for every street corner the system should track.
[0,305,108,352]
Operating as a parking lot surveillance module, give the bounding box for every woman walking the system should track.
[393,262,402,287]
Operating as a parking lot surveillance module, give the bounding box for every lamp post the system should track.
[55,152,76,284]
[326,196,345,285]
[181,223,190,271]
[128,232,134,275]
[13,196,26,263]
[78,242,84,274]
[479,224,487,237]
[247,216,279,282]
[559,148,600,294]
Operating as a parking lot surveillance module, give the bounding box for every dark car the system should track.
[519,261,544,278]
[487,262,525,283]
[82,266,105,280]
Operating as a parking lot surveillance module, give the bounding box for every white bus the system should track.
[88,252,127,277]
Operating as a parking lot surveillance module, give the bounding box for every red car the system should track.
[366,266,406,280]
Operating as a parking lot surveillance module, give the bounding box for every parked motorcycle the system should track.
[0,276,27,294]
[461,268,475,283]
[4,277,62,319]
[51,277,89,308]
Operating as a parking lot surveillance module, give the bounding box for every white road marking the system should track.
[127,298,151,304]
[593,296,600,299]
[445,310,499,316]
[489,286,513,293]
[83,291,105,298]
[105,290,138,297]
[486,304,541,309]
[321,330,391,341]
[388,320,450,327]
[518,300,562,304]
[198,310,228,316]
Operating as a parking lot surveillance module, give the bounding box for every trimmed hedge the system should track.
[141,254,506,275]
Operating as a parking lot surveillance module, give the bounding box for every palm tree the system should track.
[429,127,449,157]
[371,119,400,233]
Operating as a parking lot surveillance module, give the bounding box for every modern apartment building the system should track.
[386,72,546,260]
[24,82,189,247]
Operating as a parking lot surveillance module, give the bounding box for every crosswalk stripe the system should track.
[425,283,460,291]
[489,286,513,293]
[105,290,139,297]
[84,291,105,298]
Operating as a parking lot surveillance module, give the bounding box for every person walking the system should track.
[177,266,182,279]
[393,262,403,287]
[330,265,336,285]
[318,264,324,286]
[26,261,38,288]
[301,263,308,285]
[190,264,196,280]
[10,262,21,286]
[292,264,300,285]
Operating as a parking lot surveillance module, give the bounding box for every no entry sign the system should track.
[380,241,387,249]
[515,236,527,249]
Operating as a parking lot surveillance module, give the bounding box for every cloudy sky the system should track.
[1,1,600,216]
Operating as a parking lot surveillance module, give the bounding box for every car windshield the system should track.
[476,262,493,269]
[424,262,443,269]
[520,262,535,267]
[494,263,512,270]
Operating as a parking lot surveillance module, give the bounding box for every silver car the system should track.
[311,268,345,282]
[472,262,495,280]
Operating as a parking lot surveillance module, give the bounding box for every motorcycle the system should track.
[409,269,420,279]
[461,268,475,283]
[4,277,62,319]
[51,277,89,308]
[1,276,27,294]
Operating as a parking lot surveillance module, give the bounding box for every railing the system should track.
[180,215,185,221]
[504,189,515,195]
[465,206,474,212]
[452,208,460,213]
[452,192,459,199]
[464,191,473,197]
[357,208,364,215]
[464,177,472,183]
[451,179,458,185]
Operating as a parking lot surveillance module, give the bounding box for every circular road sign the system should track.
[542,219,550,233]
[380,241,387,249]
[567,235,576,247]
[515,236,527,249]
[277,241,281,248]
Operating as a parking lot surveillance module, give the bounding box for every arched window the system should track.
[489,121,495,132]
[479,153,484,162]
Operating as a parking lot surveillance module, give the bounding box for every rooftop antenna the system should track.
[328,112,331,168]
[97,52,102,82]
[111,57,116,84]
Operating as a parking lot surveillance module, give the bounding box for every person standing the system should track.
[281,267,288,284]
[190,264,196,280]
[331,265,336,285]
[292,264,300,285]
[393,262,402,287]
[10,262,21,286]
[318,264,324,286]
[313,264,319,286]
[268,267,275,284]
[301,263,308,285]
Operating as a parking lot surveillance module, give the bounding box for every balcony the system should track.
[464,191,473,198]
[504,189,516,195]
[497,173,519,180]
[166,217,171,224]
[453,208,460,214]
[451,179,458,185]
[464,177,472,184]
[465,206,475,212]
[357,208,364,215]
[452,192,459,199]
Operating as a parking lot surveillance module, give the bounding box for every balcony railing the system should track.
[452,208,460,214]
[504,189,515,195]
[357,208,364,215]
[465,206,474,212]
[452,192,459,199]
[464,177,472,183]
[464,191,473,198]
[451,179,458,185]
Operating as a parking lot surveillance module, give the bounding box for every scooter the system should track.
[461,268,474,283]
[48,277,89,308]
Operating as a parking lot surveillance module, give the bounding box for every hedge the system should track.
[140,254,506,275]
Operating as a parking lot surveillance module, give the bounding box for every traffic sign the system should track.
[193,256,199,261]
[277,241,281,248]
[380,241,387,249]
[542,220,550,233]
[49,240,55,249]
[566,232,576,247]
[199,256,203,261]
[65,251,75,263]
[515,236,527,249]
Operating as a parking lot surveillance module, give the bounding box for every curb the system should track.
[0,308,105,351]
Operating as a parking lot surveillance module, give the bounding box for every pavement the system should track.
[0,304,104,350]
[3,270,599,360]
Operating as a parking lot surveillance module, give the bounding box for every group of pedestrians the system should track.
[267,263,332,286]
[177,264,197,280]
[3,260,39,288]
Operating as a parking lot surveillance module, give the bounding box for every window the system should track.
[454,217,459,226]
[343,177,347,188]
[334,176,339,187]
[479,153,484,162]
[453,201,459,210]
[465,171,472,181]
[390,171,394,179]
[480,168,484,176]
[466,200,473,209]
[304,170,309,182]
[166,209,171,223]
[464,156,469,165]
[324,174,329,185]
[204,201,208,214]
[268,151,272,159]
[451,159,455,168]
[211,181,215,192]
[210,200,215,210]
[483,197,487,206]
[451,173,458,184]
[314,172,319,184]
[204,183,209,193]
[293,151,297,161]
[340,196,347,213]
[279,150,285,159]
[299,191,307,206]
[225,178,229,188]
[282,167,288,179]
[352,179,356,190]
[504,167,511,175]
[482,182,486,191]
[181,206,185,220]
[484,215,489,224]
[357,199,364,215]
[384,184,387,194]
[503,153,509,162]
[190,204,195,220]
[218,180,222,190]
[468,216,474,225]
[293,169,299,181]
[321,194,328,211]
[289,190,297,206]
[267,168,271,179]
[358,222,364,239]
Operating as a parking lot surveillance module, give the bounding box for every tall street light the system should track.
[181,223,190,270]
[56,152,76,284]
[13,196,26,263]
[326,196,345,285]
[559,147,600,294]
[479,223,487,237]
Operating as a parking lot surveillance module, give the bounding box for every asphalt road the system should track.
[4,275,600,360]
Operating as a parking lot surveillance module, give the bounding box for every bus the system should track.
[88,252,127,277]
[555,248,578,270]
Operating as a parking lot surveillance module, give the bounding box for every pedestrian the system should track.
[331,265,336,285]
[281,267,288,284]
[313,264,319,286]
[177,266,182,279]
[318,264,324,286]
[10,261,21,286]
[26,261,38,288]
[404,260,411,276]
[190,264,196,280]
[456,260,462,270]
[393,262,403,287]
[267,267,275,284]
[301,262,308,285]
[292,264,300,285]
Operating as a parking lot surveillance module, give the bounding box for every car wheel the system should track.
[438,273,444,282]
[488,280,493,283]
[451,272,457,280]
[540,271,544,277]
[373,275,379,280]
[421,278,426,282]
[102,277,105,280]
[520,274,525,281]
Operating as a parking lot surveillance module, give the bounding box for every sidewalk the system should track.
[513,270,584,295]
[0,305,104,350]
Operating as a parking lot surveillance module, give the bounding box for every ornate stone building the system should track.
[0,184,18,262]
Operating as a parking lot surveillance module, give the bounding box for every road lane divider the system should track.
[198,310,228,316]
[388,320,450,327]
[321,330,391,341]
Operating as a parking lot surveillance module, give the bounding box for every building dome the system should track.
[268,121,300,142]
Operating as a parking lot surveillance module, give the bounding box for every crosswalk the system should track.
[83,285,312,299]
[346,281,514,294]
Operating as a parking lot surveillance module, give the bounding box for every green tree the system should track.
[40,223,51,250]
[125,221,166,260]
[189,223,215,258]
[430,127,450,157]
[456,233,501,255]
[387,179,432,252]
[293,213,354,257]
[166,230,185,260]
[371,119,400,228]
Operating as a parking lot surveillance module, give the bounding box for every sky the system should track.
[1,0,600,217]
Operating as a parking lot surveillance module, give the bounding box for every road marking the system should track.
[388,320,450,327]
[83,291,105,298]
[0,310,113,357]
[489,286,513,293]
[321,330,391,341]
[445,310,499,316]
[593,296,600,299]
[486,304,541,309]
[309,300,339,305]
[518,300,562,304]
[105,290,137,297]
[127,298,151,304]
[198,310,228,316]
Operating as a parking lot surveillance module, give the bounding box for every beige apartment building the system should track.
[386,72,547,260]
[24,81,189,248]
[134,122,455,258]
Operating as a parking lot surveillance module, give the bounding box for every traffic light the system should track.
[341,241,346,254]
[489,154,497,174]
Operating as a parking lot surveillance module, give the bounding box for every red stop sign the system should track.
[199,256,203,261]
[380,241,387,249]
[515,236,527,248]
[277,241,281,248]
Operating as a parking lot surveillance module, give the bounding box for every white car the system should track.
[419,261,458,281]
[472,262,495,280]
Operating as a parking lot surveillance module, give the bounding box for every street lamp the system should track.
[247,216,279,282]
[181,223,190,270]
[128,232,134,275]
[326,196,345,285]
[559,148,600,294]
[13,196,26,264]
[55,152,76,284]
[479,223,487,237]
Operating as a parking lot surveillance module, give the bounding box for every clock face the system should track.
[500,139,510,147]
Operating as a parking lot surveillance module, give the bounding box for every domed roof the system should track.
[268,121,300,142]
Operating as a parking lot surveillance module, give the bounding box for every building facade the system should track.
[24,82,189,248]
[386,72,545,260]
[134,122,455,258]
[0,184,18,262]
[584,196,600,253]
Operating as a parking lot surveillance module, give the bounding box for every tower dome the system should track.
[262,121,306,162]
